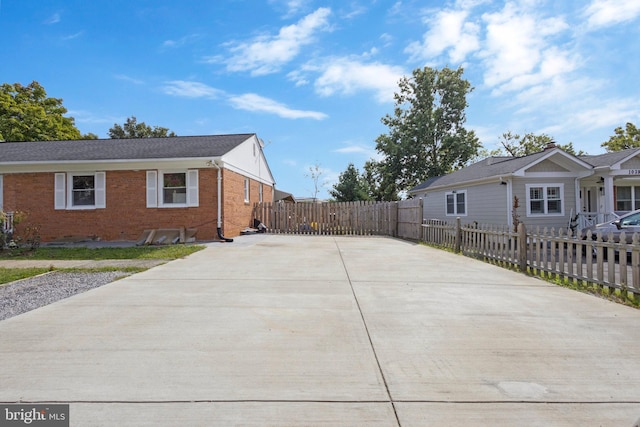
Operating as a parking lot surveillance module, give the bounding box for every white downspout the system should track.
[210,160,233,242]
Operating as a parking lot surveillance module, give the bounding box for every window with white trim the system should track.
[55,172,106,210]
[244,178,250,203]
[146,170,199,208]
[526,184,563,216]
[162,172,187,204]
[259,183,263,203]
[615,186,640,211]
[445,191,466,216]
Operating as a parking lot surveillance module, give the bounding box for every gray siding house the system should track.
[408,144,640,232]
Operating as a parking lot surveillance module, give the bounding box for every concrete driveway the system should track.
[1,235,639,426]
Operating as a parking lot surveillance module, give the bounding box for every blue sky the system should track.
[1,0,639,199]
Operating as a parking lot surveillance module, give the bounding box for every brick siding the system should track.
[2,169,272,242]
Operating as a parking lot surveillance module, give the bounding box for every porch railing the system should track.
[576,211,619,230]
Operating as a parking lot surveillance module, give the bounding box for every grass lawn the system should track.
[0,245,206,284]
[0,267,53,285]
[0,245,205,260]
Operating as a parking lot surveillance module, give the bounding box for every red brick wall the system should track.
[3,170,218,242]
[220,169,273,237]
[2,169,272,242]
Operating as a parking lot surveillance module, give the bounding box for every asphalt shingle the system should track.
[0,134,254,163]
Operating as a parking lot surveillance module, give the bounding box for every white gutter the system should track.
[208,160,233,242]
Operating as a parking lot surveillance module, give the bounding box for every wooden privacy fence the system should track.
[422,218,640,296]
[253,200,423,237]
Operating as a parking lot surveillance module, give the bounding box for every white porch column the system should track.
[604,176,615,214]
[574,178,580,218]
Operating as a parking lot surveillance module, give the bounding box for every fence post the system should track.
[518,222,527,272]
[455,217,462,253]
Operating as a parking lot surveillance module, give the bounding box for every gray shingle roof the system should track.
[411,147,640,193]
[578,148,640,167]
[410,150,552,192]
[0,134,254,163]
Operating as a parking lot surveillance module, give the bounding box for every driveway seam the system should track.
[333,237,402,427]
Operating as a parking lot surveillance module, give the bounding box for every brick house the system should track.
[0,134,276,242]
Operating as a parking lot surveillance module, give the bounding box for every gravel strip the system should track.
[0,271,133,321]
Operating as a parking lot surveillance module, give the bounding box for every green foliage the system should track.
[0,81,83,142]
[371,67,480,199]
[109,116,177,138]
[601,122,640,152]
[497,131,583,156]
[0,267,52,285]
[362,159,399,201]
[0,245,204,260]
[329,163,371,202]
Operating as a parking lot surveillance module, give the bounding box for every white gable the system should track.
[222,135,275,185]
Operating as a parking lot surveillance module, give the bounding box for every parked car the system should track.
[581,209,640,243]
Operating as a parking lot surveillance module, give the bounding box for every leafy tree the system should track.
[497,131,584,156]
[601,122,640,151]
[329,163,371,202]
[372,67,480,199]
[361,159,398,201]
[108,116,177,138]
[0,81,83,142]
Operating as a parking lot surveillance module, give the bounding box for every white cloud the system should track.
[161,81,325,120]
[570,98,640,131]
[310,57,405,103]
[114,74,144,85]
[161,81,223,99]
[215,7,331,76]
[228,93,328,120]
[583,0,640,29]
[44,13,61,25]
[61,31,84,41]
[479,3,572,93]
[333,142,381,161]
[161,34,200,49]
[405,9,481,63]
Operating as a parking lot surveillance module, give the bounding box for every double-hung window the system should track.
[615,186,640,211]
[146,170,199,208]
[163,172,187,204]
[55,172,106,210]
[526,184,563,216]
[445,190,466,216]
[244,178,250,203]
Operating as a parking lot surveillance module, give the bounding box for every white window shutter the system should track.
[146,171,158,208]
[0,175,3,212]
[95,172,106,208]
[54,173,66,210]
[187,170,199,207]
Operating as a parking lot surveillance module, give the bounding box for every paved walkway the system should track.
[1,235,639,426]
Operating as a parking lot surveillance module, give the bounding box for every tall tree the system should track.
[372,67,480,199]
[0,81,83,142]
[601,122,640,151]
[362,159,398,201]
[497,131,584,156]
[108,116,177,138]
[329,163,371,202]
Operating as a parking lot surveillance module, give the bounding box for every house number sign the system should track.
[627,169,640,175]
